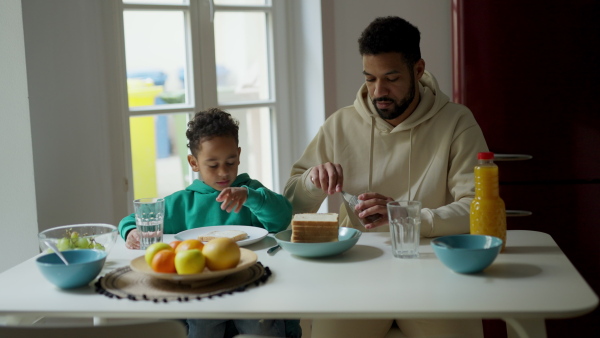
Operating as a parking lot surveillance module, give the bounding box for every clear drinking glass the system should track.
[387,201,421,258]
[134,198,165,249]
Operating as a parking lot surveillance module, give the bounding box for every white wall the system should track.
[323,0,453,116]
[0,0,39,272]
[21,0,128,233]
[288,0,327,162]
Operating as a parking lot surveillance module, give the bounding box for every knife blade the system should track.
[341,190,382,224]
[267,244,281,255]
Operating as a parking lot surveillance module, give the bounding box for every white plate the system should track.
[174,225,269,247]
[129,248,257,286]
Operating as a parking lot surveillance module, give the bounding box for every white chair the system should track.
[0,319,187,338]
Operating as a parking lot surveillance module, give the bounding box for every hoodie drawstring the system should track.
[368,116,375,191]
[408,128,413,201]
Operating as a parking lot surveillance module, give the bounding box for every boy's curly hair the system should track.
[186,108,239,157]
[358,16,421,68]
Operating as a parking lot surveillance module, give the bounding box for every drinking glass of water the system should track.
[134,198,165,250]
[387,200,421,258]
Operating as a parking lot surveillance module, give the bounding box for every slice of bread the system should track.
[291,213,339,225]
[197,230,248,242]
[291,213,339,243]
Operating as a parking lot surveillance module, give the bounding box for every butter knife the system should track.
[341,190,359,209]
[341,190,382,224]
[267,244,281,255]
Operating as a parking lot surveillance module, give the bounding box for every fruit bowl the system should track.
[274,227,362,258]
[36,249,108,289]
[431,234,503,274]
[130,248,258,286]
[38,223,118,255]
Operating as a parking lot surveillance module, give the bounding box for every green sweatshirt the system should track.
[119,173,292,239]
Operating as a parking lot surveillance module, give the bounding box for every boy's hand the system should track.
[216,187,248,213]
[125,229,141,250]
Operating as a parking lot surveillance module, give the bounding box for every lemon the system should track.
[202,237,241,271]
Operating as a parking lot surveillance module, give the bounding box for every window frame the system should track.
[115,0,293,206]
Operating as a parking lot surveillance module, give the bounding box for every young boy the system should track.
[118,108,298,338]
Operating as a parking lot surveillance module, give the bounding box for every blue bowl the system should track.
[36,250,107,289]
[431,234,503,274]
[275,227,361,258]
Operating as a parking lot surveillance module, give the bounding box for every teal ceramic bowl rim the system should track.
[430,234,503,251]
[274,227,362,257]
[36,249,108,266]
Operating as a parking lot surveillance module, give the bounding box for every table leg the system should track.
[0,315,43,325]
[503,318,546,338]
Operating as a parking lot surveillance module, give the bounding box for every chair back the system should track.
[0,319,187,338]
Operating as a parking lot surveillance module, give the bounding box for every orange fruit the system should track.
[169,240,183,250]
[144,242,173,266]
[175,239,204,253]
[202,237,241,271]
[151,249,176,273]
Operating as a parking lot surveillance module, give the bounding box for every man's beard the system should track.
[372,75,416,121]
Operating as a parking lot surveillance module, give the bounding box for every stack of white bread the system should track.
[291,213,339,243]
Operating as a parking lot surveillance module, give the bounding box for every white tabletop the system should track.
[0,230,597,338]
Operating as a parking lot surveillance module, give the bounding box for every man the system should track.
[284,16,487,337]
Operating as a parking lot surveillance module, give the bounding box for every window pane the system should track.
[228,107,273,190]
[130,113,192,199]
[124,11,188,108]
[214,0,267,5]
[214,12,270,103]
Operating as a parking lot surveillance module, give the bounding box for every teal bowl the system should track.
[274,227,361,258]
[36,250,107,289]
[431,234,503,274]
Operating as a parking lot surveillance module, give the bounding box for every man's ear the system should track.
[414,59,425,80]
[238,147,241,164]
[188,154,200,172]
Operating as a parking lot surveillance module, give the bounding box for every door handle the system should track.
[494,154,533,161]
[506,210,532,217]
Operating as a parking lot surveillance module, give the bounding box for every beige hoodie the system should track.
[284,71,488,237]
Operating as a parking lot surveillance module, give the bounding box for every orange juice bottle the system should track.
[470,152,507,251]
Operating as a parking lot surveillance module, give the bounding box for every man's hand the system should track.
[356,192,394,229]
[125,229,141,250]
[216,187,248,213]
[310,162,344,195]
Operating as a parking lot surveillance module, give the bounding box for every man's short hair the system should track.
[358,16,422,67]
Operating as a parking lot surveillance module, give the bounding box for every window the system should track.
[120,0,290,200]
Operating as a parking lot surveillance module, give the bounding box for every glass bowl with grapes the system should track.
[38,223,118,255]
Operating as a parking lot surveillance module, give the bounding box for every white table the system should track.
[0,230,597,338]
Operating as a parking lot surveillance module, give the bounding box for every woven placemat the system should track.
[95,262,271,302]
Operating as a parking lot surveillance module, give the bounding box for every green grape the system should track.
[70,231,80,239]
[76,237,91,249]
[94,243,105,250]
[56,237,72,251]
